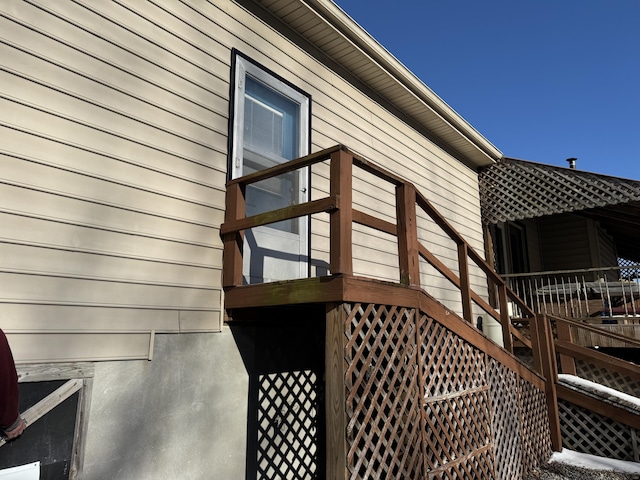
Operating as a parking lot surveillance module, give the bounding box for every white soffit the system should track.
[255,0,502,167]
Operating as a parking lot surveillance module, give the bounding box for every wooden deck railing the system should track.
[503,267,640,320]
[220,145,640,468]
[544,315,640,458]
[520,314,640,388]
[220,145,535,352]
[551,315,640,380]
[523,314,640,449]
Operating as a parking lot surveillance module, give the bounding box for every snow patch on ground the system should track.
[551,449,640,474]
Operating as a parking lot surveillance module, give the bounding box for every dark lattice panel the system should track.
[257,370,320,479]
[558,398,639,461]
[419,315,495,479]
[479,157,640,225]
[232,312,325,480]
[575,359,640,396]
[519,379,552,475]
[343,303,424,479]
[618,258,640,279]
[488,360,523,480]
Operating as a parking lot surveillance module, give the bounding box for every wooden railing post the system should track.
[396,183,420,287]
[498,283,513,353]
[531,314,563,451]
[325,303,347,478]
[457,243,473,323]
[556,319,577,375]
[222,182,245,288]
[330,149,353,276]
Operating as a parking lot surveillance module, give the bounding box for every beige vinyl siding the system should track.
[188,0,487,313]
[0,0,227,363]
[143,0,486,305]
[6,331,155,363]
[1,0,489,362]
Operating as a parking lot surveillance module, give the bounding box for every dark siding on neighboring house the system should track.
[538,214,592,271]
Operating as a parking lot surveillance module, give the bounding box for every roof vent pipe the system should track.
[566,157,577,169]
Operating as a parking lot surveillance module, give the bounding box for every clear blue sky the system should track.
[336,0,640,179]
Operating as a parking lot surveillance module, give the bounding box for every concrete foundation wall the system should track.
[83,330,248,480]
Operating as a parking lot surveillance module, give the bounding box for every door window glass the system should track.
[230,53,311,283]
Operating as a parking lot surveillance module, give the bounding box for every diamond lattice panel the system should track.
[257,370,320,479]
[423,390,493,473]
[419,314,495,479]
[338,302,552,479]
[479,158,640,224]
[488,359,523,480]
[575,359,640,397]
[559,398,638,461]
[420,316,487,397]
[344,303,423,479]
[519,379,552,474]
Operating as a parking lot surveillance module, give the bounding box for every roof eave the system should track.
[262,0,502,167]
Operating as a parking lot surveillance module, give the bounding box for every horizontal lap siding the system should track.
[200,0,488,302]
[1,0,489,362]
[212,0,488,300]
[597,225,617,268]
[0,0,229,359]
[539,215,591,270]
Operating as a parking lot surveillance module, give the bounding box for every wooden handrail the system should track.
[417,243,516,332]
[543,314,640,418]
[351,152,406,186]
[225,144,344,187]
[549,315,640,348]
[556,384,640,430]
[415,187,535,319]
[555,341,640,378]
[221,147,640,462]
[219,197,339,235]
[220,145,537,350]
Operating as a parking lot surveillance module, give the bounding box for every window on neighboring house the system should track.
[229,52,311,284]
[508,222,529,274]
[492,222,529,275]
[492,224,506,274]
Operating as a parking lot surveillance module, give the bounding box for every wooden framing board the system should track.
[2,363,94,479]
[225,274,546,390]
[325,303,347,479]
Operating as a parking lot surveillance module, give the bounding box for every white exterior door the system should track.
[231,55,310,284]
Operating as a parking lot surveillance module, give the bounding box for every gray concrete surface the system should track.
[82,328,248,480]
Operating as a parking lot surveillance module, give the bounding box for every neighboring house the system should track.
[0,0,507,478]
[480,157,640,319]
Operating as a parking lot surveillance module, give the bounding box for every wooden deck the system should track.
[225,275,552,478]
[220,145,640,478]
